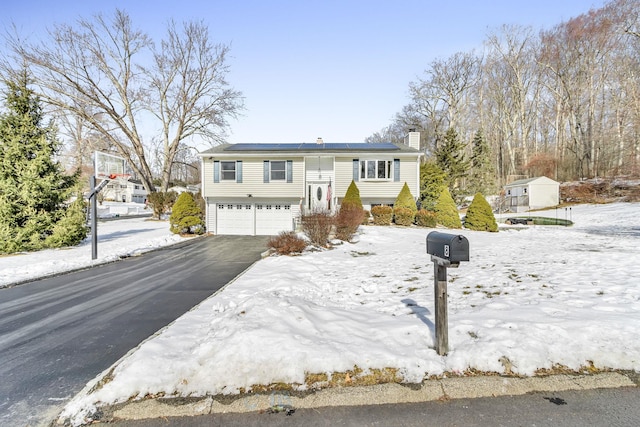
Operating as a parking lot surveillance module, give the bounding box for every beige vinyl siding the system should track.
[334,157,419,200]
[202,157,305,198]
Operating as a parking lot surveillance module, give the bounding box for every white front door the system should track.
[309,182,331,212]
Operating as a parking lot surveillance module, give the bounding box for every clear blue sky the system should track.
[3,0,607,145]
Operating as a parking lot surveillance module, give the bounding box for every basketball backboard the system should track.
[94,151,127,180]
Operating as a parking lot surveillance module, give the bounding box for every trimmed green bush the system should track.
[371,205,393,225]
[393,207,414,226]
[415,209,437,227]
[336,180,365,241]
[393,182,417,225]
[435,187,462,229]
[464,193,498,232]
[342,180,363,210]
[169,192,205,235]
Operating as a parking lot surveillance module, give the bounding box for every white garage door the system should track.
[216,203,254,235]
[255,203,293,236]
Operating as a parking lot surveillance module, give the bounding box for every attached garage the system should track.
[216,203,254,235]
[255,203,293,235]
[209,200,296,236]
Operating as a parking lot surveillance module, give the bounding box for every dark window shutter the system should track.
[394,159,400,182]
[286,160,293,183]
[236,161,243,183]
[263,160,270,183]
[352,159,359,182]
[213,161,220,183]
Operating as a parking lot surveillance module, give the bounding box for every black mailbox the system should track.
[426,231,469,263]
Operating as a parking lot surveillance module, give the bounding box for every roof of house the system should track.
[505,176,559,187]
[199,142,420,156]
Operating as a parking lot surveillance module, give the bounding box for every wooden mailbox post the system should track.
[426,231,469,356]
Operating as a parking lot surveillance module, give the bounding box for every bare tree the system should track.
[4,9,242,192]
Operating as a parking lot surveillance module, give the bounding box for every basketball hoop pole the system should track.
[90,176,98,260]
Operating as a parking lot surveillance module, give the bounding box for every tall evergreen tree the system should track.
[0,71,85,253]
[467,129,496,196]
[435,127,470,201]
[419,160,446,211]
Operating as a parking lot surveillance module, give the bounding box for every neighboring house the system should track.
[102,179,149,204]
[504,176,560,212]
[199,132,423,235]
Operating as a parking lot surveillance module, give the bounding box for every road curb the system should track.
[96,372,635,423]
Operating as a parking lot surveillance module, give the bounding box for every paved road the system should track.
[109,386,640,427]
[0,235,269,427]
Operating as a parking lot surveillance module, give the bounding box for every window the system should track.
[270,161,286,181]
[221,161,236,181]
[360,160,392,180]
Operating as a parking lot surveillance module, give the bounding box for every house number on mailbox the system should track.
[444,245,449,257]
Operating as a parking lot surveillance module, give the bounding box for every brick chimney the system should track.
[316,137,324,144]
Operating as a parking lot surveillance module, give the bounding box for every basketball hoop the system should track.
[108,173,132,182]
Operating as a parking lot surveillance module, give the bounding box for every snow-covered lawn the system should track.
[59,202,640,423]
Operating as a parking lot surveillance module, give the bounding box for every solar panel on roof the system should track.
[224,142,400,151]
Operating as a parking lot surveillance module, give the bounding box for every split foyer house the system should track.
[199,132,423,235]
[504,176,560,212]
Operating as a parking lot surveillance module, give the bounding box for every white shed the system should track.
[504,176,560,212]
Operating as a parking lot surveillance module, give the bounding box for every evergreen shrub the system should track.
[393,182,417,225]
[335,180,365,241]
[169,192,205,235]
[435,188,462,229]
[464,193,498,232]
[415,209,437,227]
[393,207,414,226]
[267,231,308,255]
[371,205,393,225]
[301,212,334,246]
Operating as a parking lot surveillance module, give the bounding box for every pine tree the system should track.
[419,160,446,211]
[169,192,205,235]
[467,129,496,196]
[434,187,461,229]
[435,127,470,202]
[464,193,498,232]
[0,71,85,253]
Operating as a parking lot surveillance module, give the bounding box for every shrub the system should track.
[393,182,417,225]
[415,209,437,227]
[267,231,308,255]
[435,188,461,229]
[45,197,88,247]
[335,180,365,241]
[335,205,364,241]
[393,207,414,226]
[342,180,363,210]
[464,193,498,232]
[371,205,393,225]
[169,192,205,235]
[362,210,371,225]
[147,191,178,219]
[301,212,334,246]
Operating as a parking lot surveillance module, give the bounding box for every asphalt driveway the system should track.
[0,235,269,427]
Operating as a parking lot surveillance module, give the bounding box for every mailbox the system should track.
[426,231,469,264]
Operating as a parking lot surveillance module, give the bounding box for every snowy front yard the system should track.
[61,202,640,423]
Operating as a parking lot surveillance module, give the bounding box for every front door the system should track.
[309,182,331,213]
